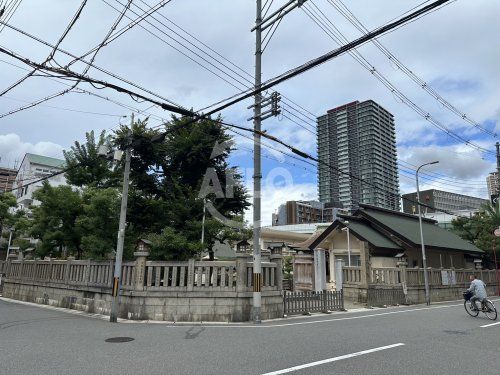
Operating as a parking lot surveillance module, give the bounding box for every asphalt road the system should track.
[1,297,499,375]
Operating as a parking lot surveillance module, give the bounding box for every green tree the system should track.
[0,192,17,234]
[451,202,500,267]
[30,183,83,259]
[77,187,121,260]
[114,115,250,260]
[63,130,120,188]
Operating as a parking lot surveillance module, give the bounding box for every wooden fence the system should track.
[283,290,344,316]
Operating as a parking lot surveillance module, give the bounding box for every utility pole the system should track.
[252,0,263,324]
[496,142,500,197]
[249,0,303,323]
[110,114,133,323]
[201,197,206,261]
[416,160,439,306]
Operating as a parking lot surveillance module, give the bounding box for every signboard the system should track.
[441,270,457,286]
[491,194,499,205]
[441,270,449,285]
[450,271,457,285]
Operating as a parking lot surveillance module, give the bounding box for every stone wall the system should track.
[0,253,284,322]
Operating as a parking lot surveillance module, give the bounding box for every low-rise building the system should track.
[401,189,488,215]
[12,153,67,209]
[0,166,17,193]
[272,200,343,226]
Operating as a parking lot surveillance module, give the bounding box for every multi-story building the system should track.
[0,167,17,193]
[271,200,342,226]
[401,189,488,215]
[317,100,400,212]
[12,153,67,209]
[487,172,498,198]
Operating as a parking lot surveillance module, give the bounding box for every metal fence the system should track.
[367,287,407,308]
[283,290,344,316]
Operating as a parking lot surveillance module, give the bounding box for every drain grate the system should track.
[105,337,135,343]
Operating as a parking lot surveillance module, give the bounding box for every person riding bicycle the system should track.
[467,274,487,311]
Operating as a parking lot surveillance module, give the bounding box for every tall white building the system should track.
[13,153,67,209]
[487,172,498,198]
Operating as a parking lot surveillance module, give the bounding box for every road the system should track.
[1,297,499,375]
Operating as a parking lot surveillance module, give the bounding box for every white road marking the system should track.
[261,343,405,375]
[3,296,499,328]
[480,321,500,328]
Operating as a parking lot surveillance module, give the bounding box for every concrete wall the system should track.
[2,280,284,322]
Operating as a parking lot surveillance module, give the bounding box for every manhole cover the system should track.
[443,330,468,335]
[105,337,135,343]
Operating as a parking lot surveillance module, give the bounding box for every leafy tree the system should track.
[112,116,249,260]
[64,130,120,188]
[0,192,17,234]
[30,183,83,259]
[77,187,121,260]
[451,202,500,267]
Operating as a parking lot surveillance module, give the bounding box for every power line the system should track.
[0,58,167,124]
[301,1,493,156]
[0,0,88,98]
[0,19,185,109]
[329,0,497,139]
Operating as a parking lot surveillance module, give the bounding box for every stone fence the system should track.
[0,253,284,322]
[343,265,500,304]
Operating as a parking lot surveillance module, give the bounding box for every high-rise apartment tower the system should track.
[317,100,400,212]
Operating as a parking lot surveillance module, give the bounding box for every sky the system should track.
[0,0,499,226]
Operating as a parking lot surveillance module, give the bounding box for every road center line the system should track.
[480,321,500,328]
[261,343,405,375]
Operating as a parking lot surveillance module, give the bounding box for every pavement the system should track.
[1,297,500,375]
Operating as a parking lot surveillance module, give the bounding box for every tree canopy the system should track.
[23,116,250,260]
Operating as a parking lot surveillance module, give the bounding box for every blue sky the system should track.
[1,0,499,225]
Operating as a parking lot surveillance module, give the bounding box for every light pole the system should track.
[416,160,439,306]
[341,222,351,266]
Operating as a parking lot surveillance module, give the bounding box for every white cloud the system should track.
[241,165,318,226]
[0,133,64,168]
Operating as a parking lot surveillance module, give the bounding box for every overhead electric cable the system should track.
[329,0,496,138]
[301,0,493,155]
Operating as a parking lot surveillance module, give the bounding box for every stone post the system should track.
[270,253,283,291]
[187,258,195,291]
[358,241,370,303]
[236,253,252,292]
[359,242,370,288]
[133,250,149,291]
[6,252,17,278]
[261,248,271,262]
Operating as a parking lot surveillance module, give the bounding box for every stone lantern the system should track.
[136,239,152,254]
[236,239,250,253]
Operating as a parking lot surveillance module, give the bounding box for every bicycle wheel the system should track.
[483,300,497,320]
[464,300,479,317]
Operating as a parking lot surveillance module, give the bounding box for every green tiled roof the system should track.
[359,205,483,254]
[26,153,65,168]
[348,220,402,250]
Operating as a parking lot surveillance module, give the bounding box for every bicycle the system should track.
[463,291,497,320]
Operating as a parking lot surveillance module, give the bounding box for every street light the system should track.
[416,160,439,306]
[341,221,351,266]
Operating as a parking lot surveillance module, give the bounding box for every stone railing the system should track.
[2,256,281,293]
[370,267,402,285]
[0,252,284,322]
[342,266,362,284]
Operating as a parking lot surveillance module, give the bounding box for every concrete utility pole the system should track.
[110,114,133,323]
[252,0,263,324]
[496,142,500,196]
[416,160,439,306]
